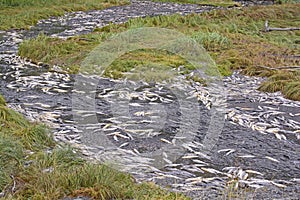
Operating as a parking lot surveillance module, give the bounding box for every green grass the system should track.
[19,33,104,73]
[0,102,54,151]
[152,0,241,7]
[0,94,189,199]
[259,71,300,100]
[18,3,300,99]
[104,49,196,81]
[0,0,129,30]
[19,33,209,82]
[0,94,55,194]
[15,148,188,199]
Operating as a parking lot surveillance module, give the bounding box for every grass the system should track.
[0,0,129,30]
[0,94,54,193]
[0,94,189,199]
[18,3,300,99]
[19,33,209,83]
[104,49,197,81]
[18,33,104,74]
[152,0,241,7]
[259,71,300,100]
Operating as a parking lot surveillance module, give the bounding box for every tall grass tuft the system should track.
[192,31,231,50]
[0,133,24,191]
[0,97,54,150]
[259,71,300,100]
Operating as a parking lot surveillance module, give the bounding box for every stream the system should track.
[0,0,299,199]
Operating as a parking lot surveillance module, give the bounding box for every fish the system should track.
[183,166,204,173]
[265,156,280,163]
[107,132,129,139]
[274,133,287,140]
[245,170,263,176]
[238,154,255,158]
[160,138,172,144]
[186,177,203,183]
[218,148,235,156]
[248,184,264,189]
[194,151,211,160]
[182,155,198,159]
[119,142,129,148]
[271,181,286,188]
[133,149,140,154]
[154,173,182,180]
[52,88,68,93]
[201,167,222,175]
[129,103,143,107]
[163,158,173,164]
[192,159,208,165]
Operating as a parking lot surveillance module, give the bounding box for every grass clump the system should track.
[0,94,54,193]
[19,33,106,73]
[104,49,195,81]
[0,133,24,190]
[0,100,54,150]
[0,0,129,30]
[5,147,189,199]
[259,71,300,100]
[0,94,189,199]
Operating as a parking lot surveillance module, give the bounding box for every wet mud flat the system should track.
[1,0,299,199]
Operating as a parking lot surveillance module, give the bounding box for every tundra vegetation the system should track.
[0,95,189,199]
[19,3,300,100]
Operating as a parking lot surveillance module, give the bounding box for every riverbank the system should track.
[0,94,189,199]
[18,2,300,100]
[0,0,129,30]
